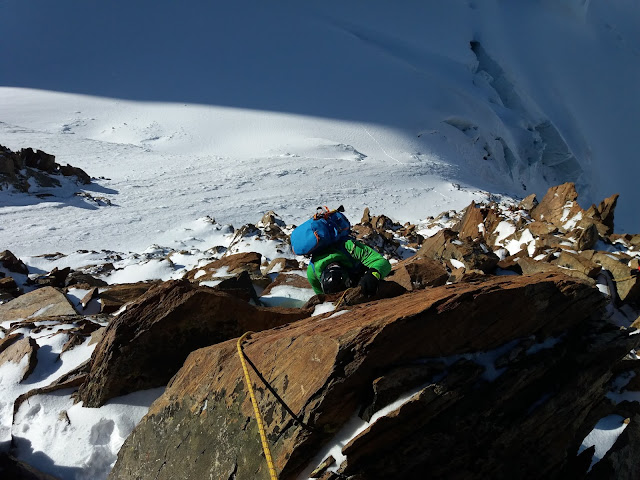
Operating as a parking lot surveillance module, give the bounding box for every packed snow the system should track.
[1,0,640,478]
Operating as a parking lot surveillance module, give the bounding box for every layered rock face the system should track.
[109,273,637,480]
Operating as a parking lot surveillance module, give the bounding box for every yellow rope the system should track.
[334,287,353,309]
[615,275,638,282]
[237,331,278,480]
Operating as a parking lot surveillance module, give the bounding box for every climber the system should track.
[306,238,392,295]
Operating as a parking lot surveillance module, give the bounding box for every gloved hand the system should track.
[359,269,381,296]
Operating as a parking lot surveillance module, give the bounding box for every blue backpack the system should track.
[290,206,352,256]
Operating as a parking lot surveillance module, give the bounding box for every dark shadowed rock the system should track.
[78,279,310,407]
[64,271,108,288]
[0,277,21,299]
[33,267,71,288]
[0,453,60,480]
[214,270,261,304]
[59,164,91,184]
[109,273,617,480]
[0,250,28,275]
[21,148,57,173]
[585,193,619,237]
[582,413,640,480]
[574,222,600,251]
[590,252,640,305]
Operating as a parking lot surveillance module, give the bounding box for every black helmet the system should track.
[320,262,350,294]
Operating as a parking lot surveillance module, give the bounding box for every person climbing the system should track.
[306,237,392,295]
[289,205,391,296]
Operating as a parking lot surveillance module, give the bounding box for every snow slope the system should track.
[2,0,639,257]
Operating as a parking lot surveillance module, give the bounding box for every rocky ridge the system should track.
[0,145,91,193]
[0,182,639,479]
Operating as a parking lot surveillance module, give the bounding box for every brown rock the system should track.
[34,266,71,288]
[0,153,16,176]
[21,148,57,173]
[264,257,301,274]
[531,182,584,231]
[352,223,399,256]
[80,288,99,310]
[98,282,157,314]
[454,201,485,241]
[418,229,499,272]
[59,164,91,184]
[64,271,109,287]
[482,208,505,247]
[77,279,310,407]
[261,273,312,296]
[186,251,262,282]
[448,268,487,284]
[259,210,285,228]
[213,270,260,304]
[385,255,449,291]
[0,337,39,381]
[552,251,602,278]
[518,193,538,211]
[0,333,21,355]
[0,277,20,298]
[527,221,558,237]
[361,207,372,225]
[610,233,640,249]
[591,252,640,304]
[0,286,77,322]
[535,233,572,252]
[0,250,28,275]
[593,193,619,236]
[517,257,594,284]
[574,222,600,251]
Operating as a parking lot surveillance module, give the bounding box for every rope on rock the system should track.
[237,331,278,480]
[335,287,354,309]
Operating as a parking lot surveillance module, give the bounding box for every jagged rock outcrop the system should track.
[418,228,499,272]
[0,145,91,192]
[385,254,449,291]
[108,273,634,480]
[0,250,28,275]
[186,251,271,287]
[78,279,311,407]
